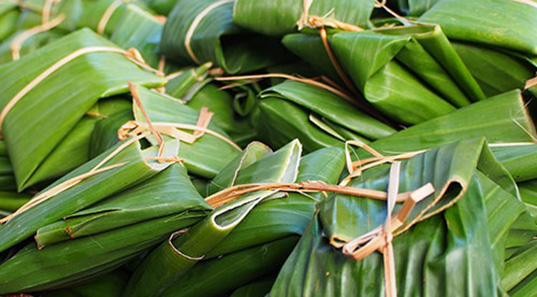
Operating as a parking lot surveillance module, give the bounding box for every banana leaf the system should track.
[156,145,346,297]
[164,63,212,99]
[0,191,31,212]
[132,86,241,178]
[255,80,396,152]
[452,42,537,98]
[160,0,288,74]
[123,140,303,297]
[164,66,258,146]
[0,137,178,254]
[271,138,513,296]
[110,4,164,68]
[186,83,258,146]
[229,275,276,297]
[0,200,205,294]
[29,98,132,188]
[0,29,165,191]
[0,140,15,190]
[0,4,19,42]
[329,24,485,124]
[34,162,211,247]
[361,90,536,155]
[520,180,537,219]
[160,237,298,297]
[388,0,439,16]
[491,144,537,183]
[49,0,152,36]
[232,0,375,37]
[38,269,130,297]
[419,0,537,56]
[147,0,177,15]
[0,28,63,65]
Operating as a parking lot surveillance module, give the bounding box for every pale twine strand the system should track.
[184,0,234,64]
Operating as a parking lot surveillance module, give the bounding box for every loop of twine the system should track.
[184,0,234,64]
[0,46,161,132]
[10,14,65,61]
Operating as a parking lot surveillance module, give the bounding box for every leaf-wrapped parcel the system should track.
[271,138,521,296]
[0,28,164,191]
[0,138,211,294]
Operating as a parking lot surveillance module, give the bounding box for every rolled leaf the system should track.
[161,0,288,74]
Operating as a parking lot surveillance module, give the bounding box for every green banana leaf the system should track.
[133,86,242,178]
[0,28,164,191]
[0,137,178,254]
[207,141,273,195]
[0,191,31,212]
[35,162,211,247]
[389,0,439,16]
[157,145,346,297]
[520,180,537,219]
[160,0,288,74]
[255,80,396,152]
[160,237,297,297]
[38,269,130,297]
[260,80,396,140]
[329,25,485,124]
[164,63,212,99]
[0,4,19,42]
[147,0,177,15]
[229,275,276,297]
[361,90,536,155]
[452,42,537,98]
[0,140,15,190]
[271,138,512,296]
[29,98,132,188]
[123,139,303,297]
[491,144,537,183]
[165,66,258,146]
[0,200,205,294]
[232,0,375,36]
[110,4,164,68]
[0,28,63,64]
[89,103,134,158]
[419,0,537,56]
[186,83,258,147]
[52,0,152,36]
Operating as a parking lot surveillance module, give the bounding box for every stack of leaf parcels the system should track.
[0,0,537,296]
